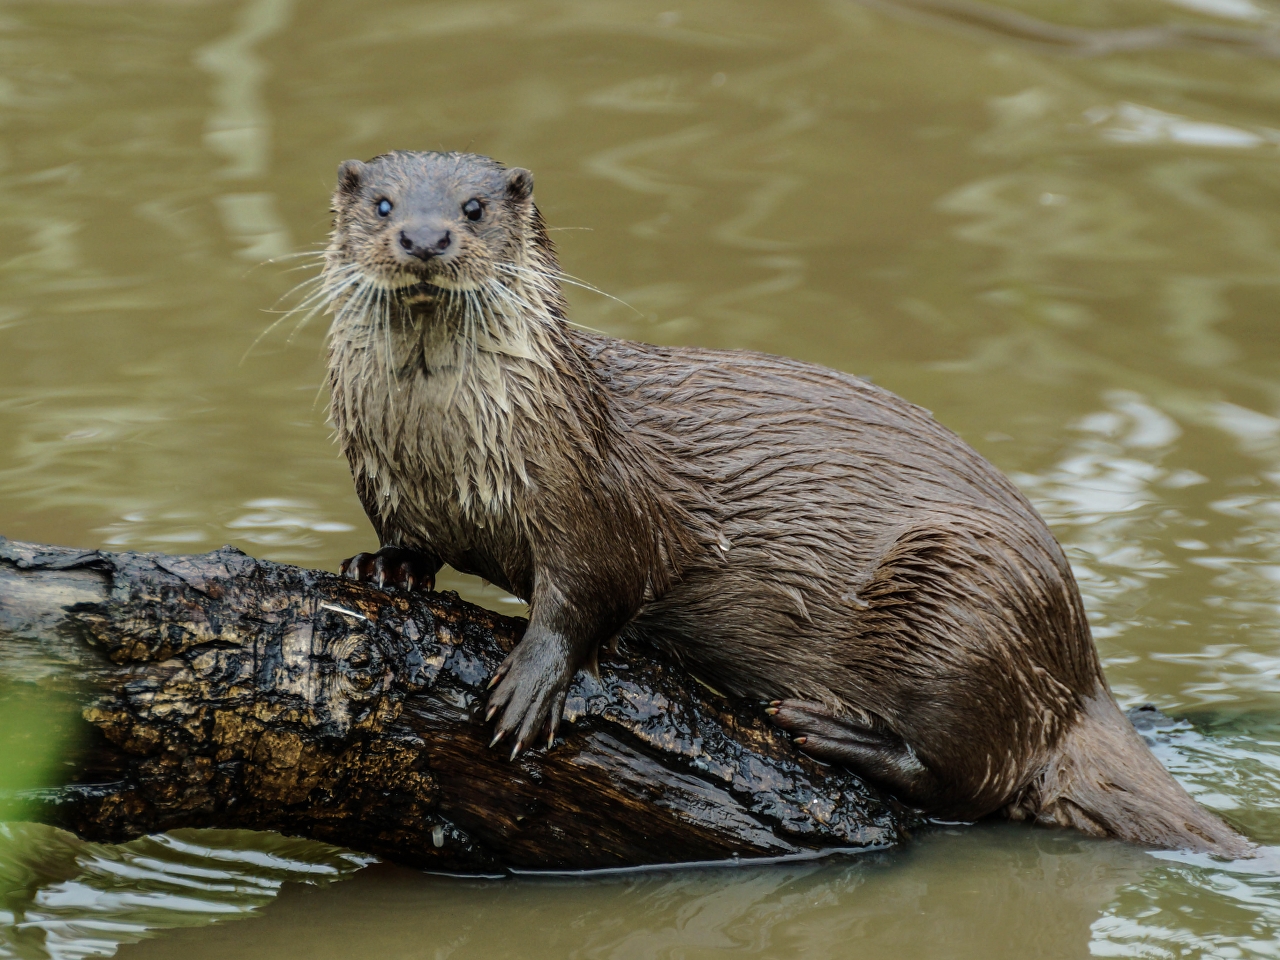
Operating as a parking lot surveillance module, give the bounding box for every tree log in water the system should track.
[0,537,916,873]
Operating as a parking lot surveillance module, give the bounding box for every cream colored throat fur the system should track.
[327,277,563,528]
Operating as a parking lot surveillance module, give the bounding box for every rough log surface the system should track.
[0,537,918,873]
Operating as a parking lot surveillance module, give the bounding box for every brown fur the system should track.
[320,150,1251,856]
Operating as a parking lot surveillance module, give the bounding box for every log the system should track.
[0,537,918,874]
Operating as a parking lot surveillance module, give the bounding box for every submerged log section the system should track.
[0,538,916,873]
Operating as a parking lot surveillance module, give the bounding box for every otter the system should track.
[321,150,1250,856]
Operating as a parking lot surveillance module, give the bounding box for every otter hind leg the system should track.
[768,700,940,807]
[340,546,441,592]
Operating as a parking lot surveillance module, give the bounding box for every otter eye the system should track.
[462,198,483,222]
[376,198,392,217]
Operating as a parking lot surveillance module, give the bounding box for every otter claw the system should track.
[509,740,523,760]
[489,731,503,747]
[339,547,437,593]
[765,706,779,716]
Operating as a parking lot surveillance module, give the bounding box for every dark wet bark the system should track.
[0,538,917,874]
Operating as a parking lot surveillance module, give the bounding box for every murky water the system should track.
[3,0,1280,955]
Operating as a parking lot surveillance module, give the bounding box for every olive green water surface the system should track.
[3,0,1280,956]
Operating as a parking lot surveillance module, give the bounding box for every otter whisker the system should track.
[484,276,605,336]
[327,277,373,344]
[303,270,362,322]
[283,269,364,342]
[481,278,540,340]
[242,269,362,363]
[469,287,486,386]
[266,252,330,269]
[286,287,352,344]
[443,285,465,407]
[494,264,584,322]
[351,278,379,334]
[240,246,330,280]
[475,282,513,349]
[277,259,335,275]
[496,262,644,319]
[262,245,329,263]
[381,284,397,398]
[519,266,612,304]
[267,263,354,314]
[451,286,481,410]
[484,281,531,351]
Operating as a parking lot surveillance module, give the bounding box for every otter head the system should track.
[327,151,540,296]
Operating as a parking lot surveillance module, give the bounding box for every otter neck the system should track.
[326,269,610,531]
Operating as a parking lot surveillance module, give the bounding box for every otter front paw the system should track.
[340,546,437,592]
[484,630,575,759]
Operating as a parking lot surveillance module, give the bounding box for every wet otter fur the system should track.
[321,150,1251,857]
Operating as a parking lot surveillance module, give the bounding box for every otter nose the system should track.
[398,227,452,261]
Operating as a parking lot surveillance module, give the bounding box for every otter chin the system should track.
[320,149,1252,857]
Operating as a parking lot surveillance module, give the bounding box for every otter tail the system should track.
[1017,687,1254,857]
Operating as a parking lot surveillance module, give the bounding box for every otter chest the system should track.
[332,336,544,577]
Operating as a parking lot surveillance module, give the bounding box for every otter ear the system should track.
[336,159,366,195]
[505,167,533,202]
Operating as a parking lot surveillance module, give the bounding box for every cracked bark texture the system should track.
[0,538,916,873]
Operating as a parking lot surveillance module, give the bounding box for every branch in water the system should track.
[0,538,918,873]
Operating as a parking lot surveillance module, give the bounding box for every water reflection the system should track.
[1014,390,1280,709]
[111,826,1280,960]
[107,831,1157,960]
[1087,102,1280,149]
[0,826,369,959]
[92,497,356,551]
[0,714,1274,959]
[198,0,294,259]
